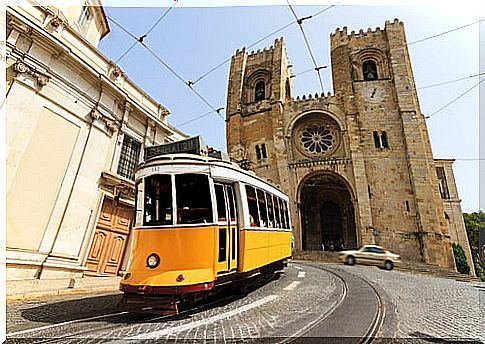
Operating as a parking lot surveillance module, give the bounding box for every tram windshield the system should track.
[176,174,213,224]
[144,174,173,226]
[141,173,213,226]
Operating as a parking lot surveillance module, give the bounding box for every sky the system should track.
[96,1,483,212]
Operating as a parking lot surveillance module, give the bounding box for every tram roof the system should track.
[137,153,288,200]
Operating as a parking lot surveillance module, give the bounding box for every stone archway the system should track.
[300,172,357,251]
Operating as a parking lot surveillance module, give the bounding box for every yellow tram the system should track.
[120,137,292,310]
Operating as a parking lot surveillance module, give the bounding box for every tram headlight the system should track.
[146,253,160,269]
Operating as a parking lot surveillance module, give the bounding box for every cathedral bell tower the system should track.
[330,19,454,268]
[226,20,456,270]
[226,38,293,186]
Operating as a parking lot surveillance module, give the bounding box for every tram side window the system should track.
[257,189,268,227]
[144,175,173,226]
[245,186,260,227]
[266,193,275,228]
[282,200,290,229]
[274,196,282,228]
[135,180,144,226]
[227,186,237,223]
[215,184,227,222]
[176,174,213,224]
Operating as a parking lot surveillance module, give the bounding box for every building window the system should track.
[286,78,291,99]
[436,167,450,199]
[255,80,265,101]
[78,6,92,31]
[363,60,378,81]
[405,200,410,212]
[117,135,141,180]
[373,131,389,149]
[255,144,267,160]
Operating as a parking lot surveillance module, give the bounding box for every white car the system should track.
[338,245,401,270]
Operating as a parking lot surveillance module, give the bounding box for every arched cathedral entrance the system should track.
[300,173,357,251]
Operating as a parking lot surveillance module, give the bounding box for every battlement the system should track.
[291,91,334,104]
[330,18,404,47]
[232,37,285,61]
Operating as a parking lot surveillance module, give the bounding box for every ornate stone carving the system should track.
[14,61,50,88]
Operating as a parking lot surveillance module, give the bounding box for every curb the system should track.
[7,286,121,304]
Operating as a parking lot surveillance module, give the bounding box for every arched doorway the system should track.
[300,173,357,251]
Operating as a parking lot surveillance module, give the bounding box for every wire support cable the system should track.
[409,19,484,46]
[114,1,179,64]
[107,16,224,121]
[175,109,224,127]
[425,78,484,119]
[418,72,485,90]
[190,1,341,86]
[190,21,295,86]
[287,0,325,92]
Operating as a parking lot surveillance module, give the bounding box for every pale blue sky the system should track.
[98,1,482,212]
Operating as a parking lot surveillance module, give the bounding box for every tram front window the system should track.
[176,174,213,224]
[144,174,173,226]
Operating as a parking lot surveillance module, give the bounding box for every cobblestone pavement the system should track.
[6,262,483,343]
[7,263,342,342]
[327,263,484,342]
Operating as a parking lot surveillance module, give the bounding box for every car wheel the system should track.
[384,260,393,271]
[346,256,355,266]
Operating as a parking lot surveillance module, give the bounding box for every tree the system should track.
[463,212,485,280]
[452,243,470,274]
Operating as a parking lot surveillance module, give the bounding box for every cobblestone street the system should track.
[331,264,484,342]
[6,262,483,342]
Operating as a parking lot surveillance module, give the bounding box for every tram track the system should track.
[6,275,277,343]
[284,262,386,344]
[7,264,386,343]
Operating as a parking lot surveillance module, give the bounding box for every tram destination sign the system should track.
[145,136,207,160]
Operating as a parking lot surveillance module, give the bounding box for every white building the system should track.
[5,2,188,281]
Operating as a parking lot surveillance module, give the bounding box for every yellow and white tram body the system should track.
[120,153,292,298]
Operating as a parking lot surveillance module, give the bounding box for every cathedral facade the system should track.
[226,19,473,270]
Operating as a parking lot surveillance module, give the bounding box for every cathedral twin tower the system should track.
[225,19,469,269]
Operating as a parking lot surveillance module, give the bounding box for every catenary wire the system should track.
[425,78,484,119]
[191,1,341,86]
[286,0,325,92]
[190,21,296,86]
[107,16,224,121]
[418,72,485,90]
[408,19,483,46]
[115,1,179,64]
[174,109,221,127]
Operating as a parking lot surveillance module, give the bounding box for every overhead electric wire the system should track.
[418,72,485,90]
[107,16,224,121]
[175,109,224,127]
[191,1,341,86]
[114,2,179,64]
[190,21,295,86]
[287,0,325,92]
[425,77,484,119]
[409,19,484,46]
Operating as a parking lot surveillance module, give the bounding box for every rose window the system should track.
[300,125,336,154]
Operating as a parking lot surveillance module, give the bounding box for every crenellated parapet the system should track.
[330,18,403,49]
[287,91,335,110]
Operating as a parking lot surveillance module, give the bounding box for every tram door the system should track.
[215,183,238,274]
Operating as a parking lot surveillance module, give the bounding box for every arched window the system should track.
[363,60,378,81]
[255,80,265,101]
[285,78,291,99]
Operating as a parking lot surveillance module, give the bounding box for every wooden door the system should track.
[85,198,132,275]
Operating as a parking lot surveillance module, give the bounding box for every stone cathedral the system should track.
[225,19,474,270]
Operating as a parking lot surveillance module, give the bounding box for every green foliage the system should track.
[463,212,485,280]
[452,242,470,274]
